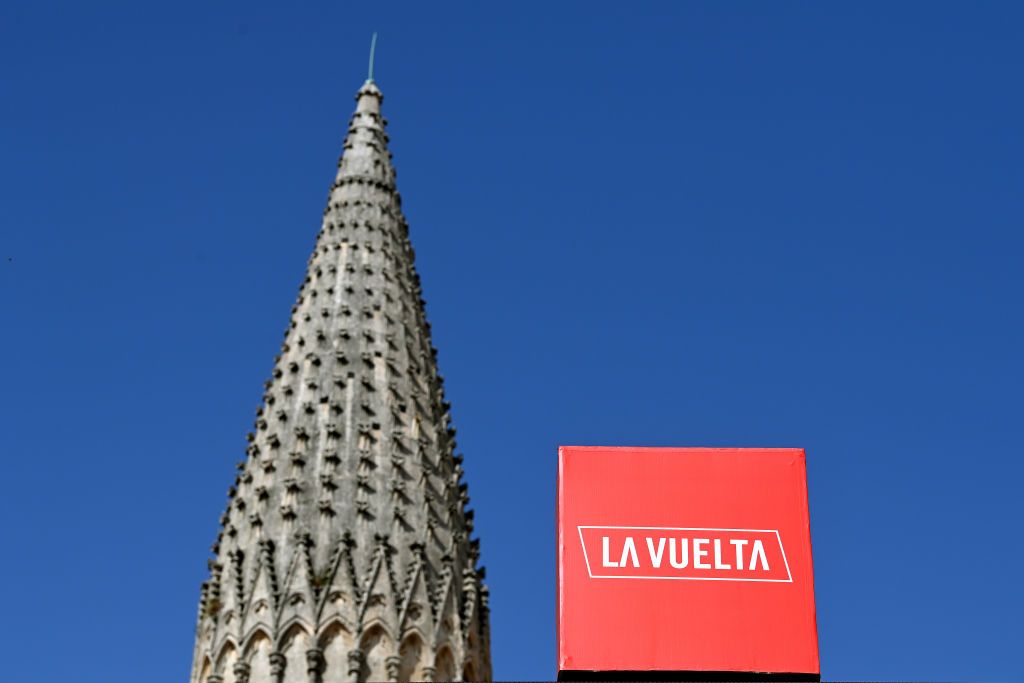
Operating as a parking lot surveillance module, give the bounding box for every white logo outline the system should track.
[577,525,793,583]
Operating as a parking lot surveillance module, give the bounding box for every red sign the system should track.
[558,447,819,677]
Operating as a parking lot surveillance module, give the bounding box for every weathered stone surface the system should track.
[190,79,491,683]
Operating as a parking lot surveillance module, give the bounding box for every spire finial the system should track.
[366,32,378,84]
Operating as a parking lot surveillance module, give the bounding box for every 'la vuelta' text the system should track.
[577,526,793,582]
[602,536,769,571]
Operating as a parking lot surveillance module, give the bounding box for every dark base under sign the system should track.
[557,670,820,681]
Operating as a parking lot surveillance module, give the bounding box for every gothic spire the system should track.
[190,74,490,683]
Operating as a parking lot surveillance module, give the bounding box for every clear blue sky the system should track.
[2,2,1022,681]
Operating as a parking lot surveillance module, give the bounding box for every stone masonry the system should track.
[190,78,491,683]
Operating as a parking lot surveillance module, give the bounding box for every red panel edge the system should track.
[796,449,821,674]
[556,446,565,671]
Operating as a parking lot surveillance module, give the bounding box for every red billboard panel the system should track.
[557,447,819,678]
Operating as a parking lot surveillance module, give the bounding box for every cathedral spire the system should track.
[190,75,491,683]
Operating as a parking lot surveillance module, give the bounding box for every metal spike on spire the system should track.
[367,32,378,83]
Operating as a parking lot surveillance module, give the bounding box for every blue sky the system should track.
[2,2,1022,680]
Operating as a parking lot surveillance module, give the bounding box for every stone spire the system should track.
[190,78,491,683]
